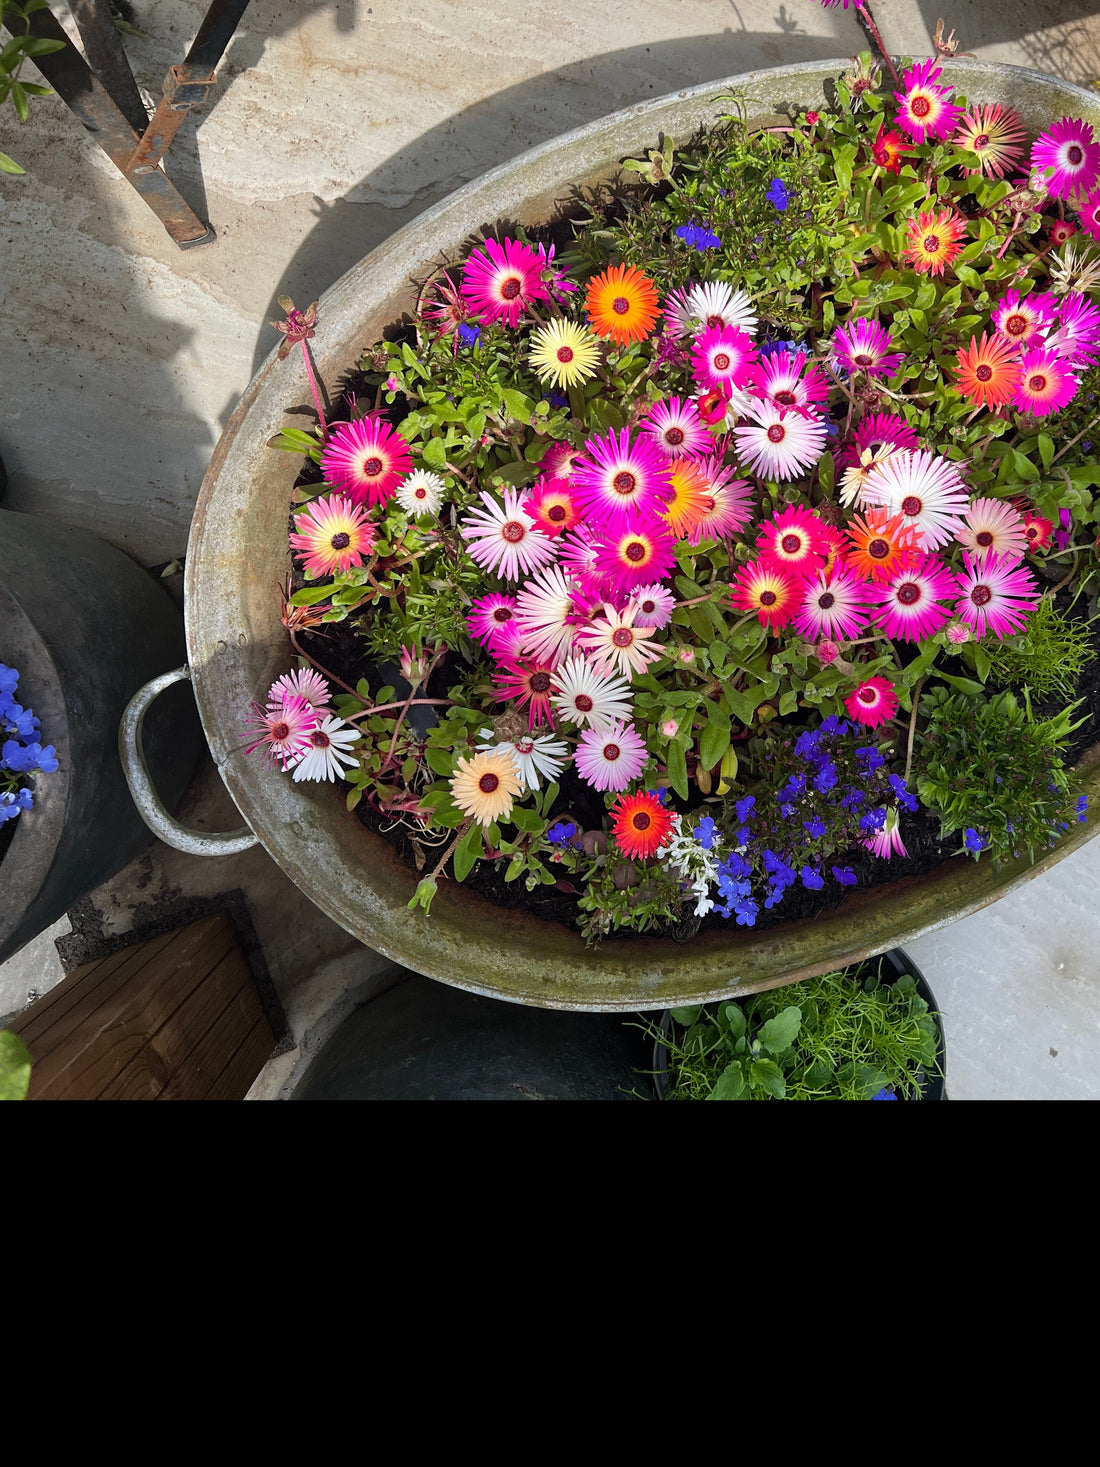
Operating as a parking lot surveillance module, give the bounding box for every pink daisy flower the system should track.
[1076,188,1100,243]
[557,524,605,594]
[992,289,1057,349]
[460,488,558,581]
[592,520,678,595]
[577,602,664,680]
[1046,292,1100,369]
[832,318,905,381]
[730,560,801,631]
[691,324,758,394]
[638,395,713,459]
[858,412,918,453]
[242,693,317,771]
[868,556,958,642]
[573,720,648,792]
[467,593,523,655]
[955,498,1029,561]
[628,582,676,629]
[952,102,1028,179]
[461,236,549,328]
[491,658,557,730]
[792,565,873,642]
[753,349,831,415]
[953,551,1041,640]
[755,503,831,581]
[893,59,963,145]
[320,416,412,508]
[289,493,376,579]
[860,449,969,551]
[571,428,672,529]
[523,477,583,539]
[1012,347,1079,416]
[267,668,332,717]
[514,564,586,666]
[684,458,753,544]
[539,440,586,479]
[1030,117,1100,201]
[734,401,827,482]
[844,676,898,729]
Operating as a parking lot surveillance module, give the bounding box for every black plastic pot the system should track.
[650,949,946,1101]
[0,508,203,964]
[293,972,652,1101]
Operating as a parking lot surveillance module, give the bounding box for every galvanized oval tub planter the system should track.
[160,58,1100,1012]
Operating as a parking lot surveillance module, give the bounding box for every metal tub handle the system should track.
[119,665,258,856]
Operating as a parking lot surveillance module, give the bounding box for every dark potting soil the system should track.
[291,596,1100,943]
[0,813,17,870]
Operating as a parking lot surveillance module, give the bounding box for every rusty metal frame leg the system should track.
[23,1,251,249]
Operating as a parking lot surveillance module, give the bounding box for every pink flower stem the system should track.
[856,2,900,86]
[299,341,329,438]
[345,697,454,720]
[431,819,474,881]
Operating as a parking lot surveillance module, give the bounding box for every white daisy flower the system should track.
[459,488,558,582]
[396,468,446,516]
[514,564,584,666]
[290,716,361,782]
[576,602,664,680]
[666,280,758,339]
[733,401,828,482]
[477,732,571,790]
[860,449,969,551]
[550,655,634,731]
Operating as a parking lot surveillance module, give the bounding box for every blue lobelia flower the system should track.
[871,1089,897,1101]
[800,865,824,890]
[693,815,717,849]
[547,820,581,847]
[766,178,790,211]
[963,827,989,853]
[457,323,481,347]
[1077,796,1089,823]
[674,222,721,251]
[831,866,857,886]
[803,815,827,839]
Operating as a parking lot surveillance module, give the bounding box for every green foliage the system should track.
[647,961,941,1100]
[915,685,1086,862]
[0,1029,32,1101]
[1,1,65,173]
[978,596,1096,701]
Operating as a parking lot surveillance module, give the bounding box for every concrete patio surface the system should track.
[2,0,1099,1099]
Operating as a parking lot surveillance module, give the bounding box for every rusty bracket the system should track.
[123,65,220,178]
[20,1,251,250]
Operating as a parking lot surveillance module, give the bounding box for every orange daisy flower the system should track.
[903,208,967,277]
[610,789,674,860]
[660,457,711,538]
[585,263,661,347]
[953,333,1022,410]
[844,508,921,584]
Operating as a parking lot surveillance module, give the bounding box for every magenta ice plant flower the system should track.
[691,324,758,394]
[792,565,873,642]
[893,59,963,145]
[1012,347,1079,416]
[832,318,905,380]
[570,428,672,528]
[461,236,550,328]
[1030,117,1100,201]
[952,551,1041,640]
[638,394,713,459]
[868,556,958,642]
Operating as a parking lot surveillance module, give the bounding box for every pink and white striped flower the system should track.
[1012,347,1079,416]
[460,488,557,581]
[955,498,1029,561]
[1030,117,1100,201]
[574,720,648,792]
[691,325,758,395]
[860,450,969,551]
[733,401,828,482]
[792,565,873,642]
[953,551,1041,640]
[665,280,758,339]
[576,602,665,680]
[753,349,831,414]
[638,395,713,459]
[243,693,318,771]
[514,564,586,665]
[868,556,958,642]
[571,428,672,528]
[992,289,1057,350]
[627,583,676,629]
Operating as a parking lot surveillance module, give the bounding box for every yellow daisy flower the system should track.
[449,749,523,827]
[528,318,603,389]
